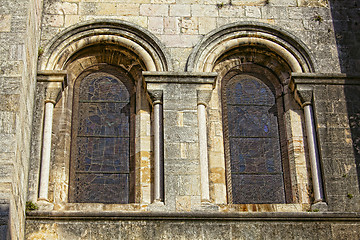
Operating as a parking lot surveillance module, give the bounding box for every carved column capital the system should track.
[45,83,63,103]
[290,74,314,108]
[197,90,212,107]
[37,70,67,104]
[148,90,163,105]
[296,85,314,107]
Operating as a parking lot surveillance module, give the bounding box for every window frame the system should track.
[221,68,293,204]
[68,67,136,204]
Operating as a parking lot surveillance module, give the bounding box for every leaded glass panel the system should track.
[70,72,133,203]
[224,75,286,204]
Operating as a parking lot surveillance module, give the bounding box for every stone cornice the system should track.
[26,211,360,222]
[290,73,360,107]
[143,71,217,85]
[37,70,67,83]
[291,73,360,85]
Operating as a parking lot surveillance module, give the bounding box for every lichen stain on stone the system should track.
[140,151,151,183]
[343,164,353,174]
[345,129,353,144]
[228,203,274,212]
[176,196,191,212]
[292,139,305,153]
[27,224,58,240]
[209,167,225,184]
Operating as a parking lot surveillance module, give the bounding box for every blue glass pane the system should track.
[225,76,285,204]
[227,105,278,137]
[78,102,130,136]
[231,174,285,204]
[79,75,130,101]
[226,78,274,105]
[74,174,129,203]
[72,73,132,203]
[76,137,129,172]
[229,138,282,173]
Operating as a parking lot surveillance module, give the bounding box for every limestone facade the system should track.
[0,0,359,239]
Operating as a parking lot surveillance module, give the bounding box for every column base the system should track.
[147,201,166,211]
[311,201,328,212]
[198,201,219,211]
[36,199,54,211]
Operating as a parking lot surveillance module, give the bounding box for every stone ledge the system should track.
[143,71,217,84]
[26,211,360,222]
[291,73,360,85]
[37,70,67,83]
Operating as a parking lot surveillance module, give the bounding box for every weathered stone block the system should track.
[170,4,191,17]
[164,126,198,142]
[45,2,78,15]
[148,17,164,34]
[140,4,169,16]
[97,3,117,15]
[151,0,176,3]
[262,6,289,19]
[245,6,262,18]
[9,45,24,61]
[0,112,15,134]
[43,15,64,27]
[176,195,191,211]
[297,0,328,7]
[231,0,265,5]
[191,5,218,17]
[117,4,140,16]
[0,95,19,112]
[79,2,97,15]
[164,17,181,34]
[178,175,200,195]
[0,15,11,32]
[165,159,199,175]
[199,17,216,34]
[160,34,200,47]
[218,5,245,18]
[180,17,198,34]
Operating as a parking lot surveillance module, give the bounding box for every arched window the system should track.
[222,72,286,204]
[69,71,135,203]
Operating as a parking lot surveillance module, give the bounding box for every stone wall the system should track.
[329,0,360,74]
[25,212,360,240]
[40,0,337,72]
[0,0,43,239]
[293,74,360,212]
[21,0,360,239]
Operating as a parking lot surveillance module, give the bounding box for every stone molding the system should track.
[147,90,163,105]
[197,90,212,107]
[290,73,360,107]
[143,71,217,85]
[187,22,316,73]
[39,19,171,72]
[26,211,360,221]
[292,73,360,85]
[37,70,67,103]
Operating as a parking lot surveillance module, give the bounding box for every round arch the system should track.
[186,22,316,73]
[39,19,172,72]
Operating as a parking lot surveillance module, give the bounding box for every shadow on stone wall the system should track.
[329,0,360,189]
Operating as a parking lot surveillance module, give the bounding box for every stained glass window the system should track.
[70,72,133,203]
[223,74,286,204]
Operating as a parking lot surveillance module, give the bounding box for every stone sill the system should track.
[26,211,360,222]
[36,201,310,213]
[35,201,147,212]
